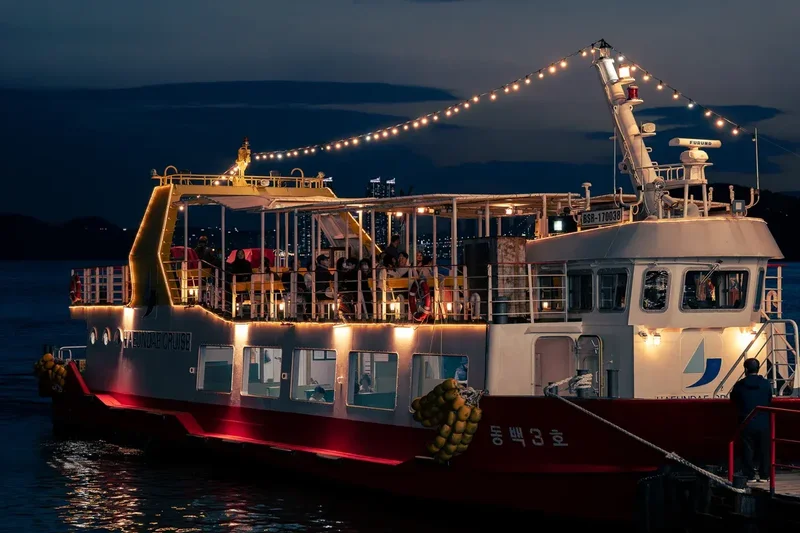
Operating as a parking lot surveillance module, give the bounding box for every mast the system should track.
[593,42,659,217]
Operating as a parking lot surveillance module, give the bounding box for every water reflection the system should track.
[44,437,457,532]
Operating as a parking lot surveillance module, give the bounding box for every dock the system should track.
[749,470,800,499]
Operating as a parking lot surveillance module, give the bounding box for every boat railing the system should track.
[645,163,686,182]
[154,173,326,189]
[163,259,567,324]
[727,406,800,495]
[713,319,800,398]
[70,266,131,306]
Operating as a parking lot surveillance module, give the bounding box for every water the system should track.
[2,260,799,532]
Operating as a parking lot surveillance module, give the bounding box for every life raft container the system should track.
[409,278,431,322]
[69,274,82,304]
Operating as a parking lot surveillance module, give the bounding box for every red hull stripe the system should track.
[94,391,401,466]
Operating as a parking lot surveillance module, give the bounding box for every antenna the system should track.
[754,127,760,191]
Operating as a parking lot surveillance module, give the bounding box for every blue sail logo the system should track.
[683,338,723,388]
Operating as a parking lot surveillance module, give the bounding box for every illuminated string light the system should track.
[610,45,749,137]
[223,39,759,171]
[216,41,602,171]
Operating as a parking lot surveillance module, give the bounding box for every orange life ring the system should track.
[70,275,82,304]
[409,279,431,322]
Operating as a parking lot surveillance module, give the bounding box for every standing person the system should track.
[731,358,773,482]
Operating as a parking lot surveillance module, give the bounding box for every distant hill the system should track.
[1,184,799,260]
[0,214,134,261]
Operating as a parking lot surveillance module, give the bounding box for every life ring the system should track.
[409,279,431,322]
[70,274,82,304]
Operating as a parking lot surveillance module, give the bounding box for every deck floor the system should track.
[749,471,800,499]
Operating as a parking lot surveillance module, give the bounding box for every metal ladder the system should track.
[714,319,800,398]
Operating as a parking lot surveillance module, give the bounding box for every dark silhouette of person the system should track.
[731,357,773,482]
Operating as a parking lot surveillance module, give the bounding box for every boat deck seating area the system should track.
[69,260,571,324]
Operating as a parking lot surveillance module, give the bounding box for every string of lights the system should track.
[218,39,797,176]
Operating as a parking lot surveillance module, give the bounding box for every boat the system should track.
[36,42,800,523]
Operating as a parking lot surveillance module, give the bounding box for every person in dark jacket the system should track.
[730,358,773,482]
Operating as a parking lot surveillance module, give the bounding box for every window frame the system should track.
[679,267,750,312]
[753,267,765,312]
[597,268,630,313]
[241,345,283,399]
[289,347,337,404]
[346,350,400,412]
[640,268,671,313]
[567,269,594,313]
[408,352,468,413]
[196,344,234,395]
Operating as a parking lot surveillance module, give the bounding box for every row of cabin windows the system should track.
[567,268,759,313]
[196,347,468,411]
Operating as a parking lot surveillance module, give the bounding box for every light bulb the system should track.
[512,83,519,91]
[472,95,479,102]
[688,102,694,109]
[432,115,439,121]
[705,110,712,117]
[524,77,531,84]
[716,119,724,127]
[310,148,315,153]
[421,118,428,125]
[446,110,452,116]
[391,128,398,135]
[412,121,419,128]
[343,140,349,146]
[304,149,309,154]
[269,154,275,159]
[383,130,389,137]
[618,55,624,61]
[657,83,663,90]
[732,128,740,135]
[453,106,460,113]
[643,74,650,81]
[463,102,470,109]
[549,65,556,73]
[293,151,298,156]
[672,91,679,99]
[352,138,359,145]
[335,143,341,149]
[538,72,544,78]
[490,93,497,100]
[366,135,372,141]
[403,124,409,130]
[581,50,587,57]
[560,60,567,68]
[504,86,510,93]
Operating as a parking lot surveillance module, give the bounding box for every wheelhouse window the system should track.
[411,354,468,399]
[347,352,399,410]
[753,268,765,312]
[291,349,336,403]
[598,269,628,311]
[641,269,669,311]
[568,271,593,312]
[681,270,748,310]
[196,345,233,393]
[242,347,282,398]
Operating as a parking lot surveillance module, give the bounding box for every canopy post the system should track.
[451,199,457,276]
[260,210,265,319]
[485,201,490,237]
[358,210,364,260]
[221,205,226,314]
[412,210,418,262]
[370,209,377,321]
[275,213,281,267]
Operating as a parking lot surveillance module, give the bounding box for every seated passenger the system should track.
[359,373,374,393]
[309,385,326,402]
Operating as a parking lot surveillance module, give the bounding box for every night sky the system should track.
[2,0,799,227]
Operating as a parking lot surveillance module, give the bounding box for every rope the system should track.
[544,383,748,495]
[546,372,593,395]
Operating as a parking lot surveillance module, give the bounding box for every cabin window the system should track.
[641,269,669,312]
[753,268,765,312]
[347,352,399,410]
[291,349,336,403]
[196,345,233,393]
[411,354,468,399]
[568,271,593,312]
[536,264,566,313]
[242,347,282,398]
[681,270,748,310]
[598,269,628,311]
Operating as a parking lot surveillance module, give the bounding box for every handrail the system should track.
[727,405,800,495]
[713,319,800,397]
